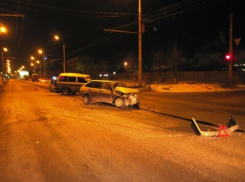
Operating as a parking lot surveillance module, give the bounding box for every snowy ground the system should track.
[147,83,245,92]
[119,81,245,92]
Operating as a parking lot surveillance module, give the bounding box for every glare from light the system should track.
[226,55,230,60]
[38,49,43,54]
[0,26,7,33]
[54,35,59,40]
[19,71,29,79]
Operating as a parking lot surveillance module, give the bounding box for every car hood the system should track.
[115,87,139,94]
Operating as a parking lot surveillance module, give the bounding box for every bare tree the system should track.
[152,48,166,83]
[167,45,183,83]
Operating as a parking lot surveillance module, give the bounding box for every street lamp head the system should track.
[38,49,43,54]
[0,26,7,33]
[3,47,8,52]
[36,60,40,64]
[31,56,35,60]
[54,35,59,40]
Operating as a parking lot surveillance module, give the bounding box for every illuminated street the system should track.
[0,79,245,181]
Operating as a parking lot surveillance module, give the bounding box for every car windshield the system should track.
[113,82,126,89]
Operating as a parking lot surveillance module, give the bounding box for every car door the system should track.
[67,76,76,92]
[88,81,101,101]
[99,82,113,103]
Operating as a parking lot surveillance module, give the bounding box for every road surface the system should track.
[0,79,245,182]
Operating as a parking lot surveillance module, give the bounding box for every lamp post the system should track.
[138,0,142,87]
[1,47,8,79]
[228,9,233,89]
[38,49,45,79]
[54,35,66,73]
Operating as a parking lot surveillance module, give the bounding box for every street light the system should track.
[0,25,7,34]
[54,35,66,73]
[38,49,45,79]
[30,56,36,72]
[1,47,8,79]
[6,60,11,73]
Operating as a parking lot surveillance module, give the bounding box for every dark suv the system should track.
[79,80,139,108]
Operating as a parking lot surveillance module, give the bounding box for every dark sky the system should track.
[0,0,244,71]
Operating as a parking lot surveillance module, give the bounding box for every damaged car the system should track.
[79,80,139,108]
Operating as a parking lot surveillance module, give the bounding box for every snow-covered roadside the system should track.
[147,83,245,92]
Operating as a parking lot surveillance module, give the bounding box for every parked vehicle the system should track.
[56,73,91,95]
[49,79,59,92]
[24,75,30,81]
[79,80,139,108]
[31,73,39,82]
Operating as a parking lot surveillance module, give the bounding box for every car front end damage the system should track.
[114,87,139,107]
[124,93,139,107]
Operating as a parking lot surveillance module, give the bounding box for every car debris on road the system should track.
[192,116,239,137]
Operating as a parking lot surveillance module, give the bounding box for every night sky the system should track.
[0,0,244,71]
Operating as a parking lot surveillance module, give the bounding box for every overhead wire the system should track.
[2,0,227,61]
[5,0,136,17]
[57,0,220,58]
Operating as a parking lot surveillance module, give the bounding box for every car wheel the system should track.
[83,95,91,105]
[62,87,70,95]
[115,97,125,108]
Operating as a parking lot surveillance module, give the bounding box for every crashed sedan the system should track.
[79,80,139,108]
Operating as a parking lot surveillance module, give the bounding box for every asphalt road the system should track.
[0,79,245,182]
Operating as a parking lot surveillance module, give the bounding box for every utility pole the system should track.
[116,57,118,80]
[138,0,143,87]
[229,9,233,88]
[104,0,143,86]
[63,41,66,73]
[43,54,45,79]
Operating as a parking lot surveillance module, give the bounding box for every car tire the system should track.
[62,87,70,95]
[83,95,91,105]
[115,97,125,108]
